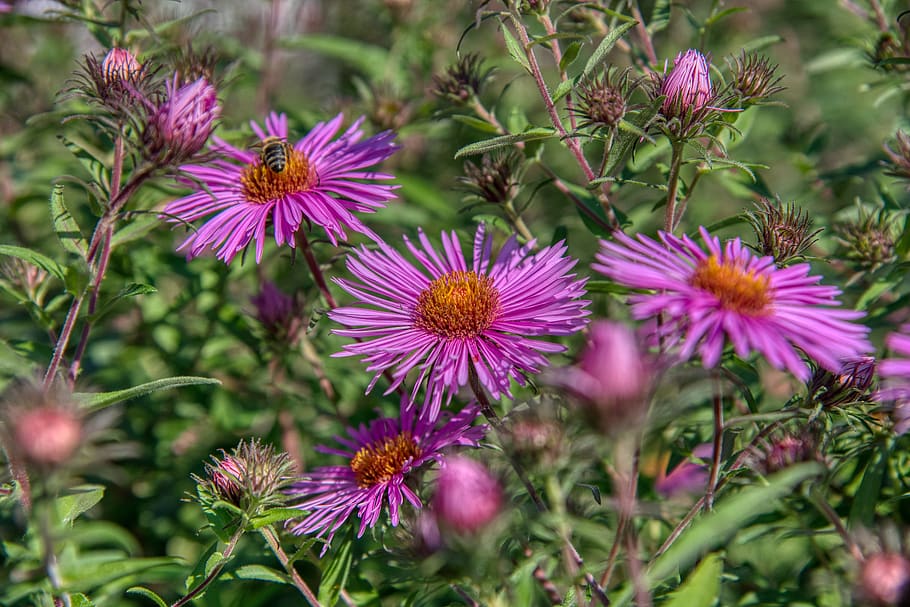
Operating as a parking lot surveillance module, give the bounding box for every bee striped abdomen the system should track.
[260,137,289,173]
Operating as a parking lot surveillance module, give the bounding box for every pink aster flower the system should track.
[288,403,485,554]
[878,325,910,433]
[432,456,502,534]
[162,112,398,264]
[330,224,590,419]
[593,227,872,381]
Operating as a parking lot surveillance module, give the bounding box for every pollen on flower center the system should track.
[350,432,422,488]
[241,148,316,204]
[690,256,771,315]
[413,270,501,339]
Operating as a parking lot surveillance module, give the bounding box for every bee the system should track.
[258,136,290,173]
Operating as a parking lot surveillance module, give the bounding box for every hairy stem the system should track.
[705,381,724,511]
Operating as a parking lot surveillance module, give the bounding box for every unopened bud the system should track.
[143,76,219,166]
[744,198,820,265]
[659,49,713,119]
[575,68,633,131]
[432,53,493,105]
[857,552,910,606]
[458,152,521,206]
[101,48,141,85]
[728,51,784,105]
[13,406,82,466]
[432,456,502,534]
[251,281,302,343]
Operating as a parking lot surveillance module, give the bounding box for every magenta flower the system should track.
[659,49,713,118]
[330,224,590,419]
[432,456,502,533]
[593,227,872,380]
[878,325,910,433]
[143,75,219,165]
[655,443,712,498]
[162,112,398,264]
[288,403,485,554]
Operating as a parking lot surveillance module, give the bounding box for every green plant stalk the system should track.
[663,140,685,233]
[171,527,245,607]
[259,524,322,607]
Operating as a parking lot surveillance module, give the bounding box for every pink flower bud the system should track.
[144,76,219,164]
[209,455,244,505]
[251,281,301,341]
[660,49,713,118]
[101,48,141,85]
[13,406,82,466]
[433,456,502,534]
[857,552,910,606]
[655,443,712,498]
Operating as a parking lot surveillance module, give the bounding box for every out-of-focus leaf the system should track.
[282,34,398,85]
[704,7,749,27]
[649,0,671,34]
[59,556,180,591]
[319,532,353,607]
[126,587,168,607]
[69,594,95,607]
[56,484,105,526]
[663,552,723,607]
[0,245,66,281]
[848,442,890,529]
[250,507,305,529]
[582,21,637,80]
[50,184,87,258]
[454,128,556,159]
[450,114,501,134]
[559,41,583,72]
[88,282,158,322]
[57,135,109,194]
[74,376,221,411]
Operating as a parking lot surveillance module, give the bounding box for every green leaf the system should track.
[232,564,290,584]
[848,442,889,529]
[454,128,557,158]
[0,245,66,281]
[69,594,95,607]
[282,34,397,85]
[60,557,179,591]
[895,215,910,259]
[648,0,671,34]
[502,27,531,73]
[126,587,168,607]
[56,484,105,526]
[74,376,221,411]
[450,114,502,134]
[552,77,576,104]
[318,532,353,607]
[89,282,158,322]
[57,135,109,194]
[250,507,307,529]
[582,21,637,80]
[559,41,583,73]
[704,7,749,27]
[50,184,88,258]
[663,552,723,607]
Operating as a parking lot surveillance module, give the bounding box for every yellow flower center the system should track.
[241,148,316,204]
[350,432,422,488]
[690,255,772,315]
[414,270,501,339]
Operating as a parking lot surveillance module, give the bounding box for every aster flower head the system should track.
[162,112,399,264]
[574,67,636,132]
[807,356,876,409]
[432,456,502,534]
[330,223,590,419]
[593,227,872,381]
[143,75,219,166]
[288,403,485,554]
[727,50,785,106]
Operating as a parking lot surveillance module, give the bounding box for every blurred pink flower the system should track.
[432,456,502,533]
[655,443,712,498]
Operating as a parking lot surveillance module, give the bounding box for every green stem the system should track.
[260,525,322,606]
[664,140,685,233]
[171,527,245,607]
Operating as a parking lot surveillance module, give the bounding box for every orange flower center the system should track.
[690,255,772,315]
[414,270,501,339]
[241,148,316,204]
[350,432,422,488]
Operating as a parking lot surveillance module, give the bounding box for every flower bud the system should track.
[885,131,910,185]
[195,439,295,515]
[101,48,141,86]
[457,152,521,206]
[432,53,493,105]
[835,207,897,270]
[807,356,876,409]
[251,281,302,344]
[557,321,651,432]
[12,405,82,466]
[432,456,502,534]
[143,76,219,166]
[856,552,910,606]
[744,198,820,265]
[207,455,244,506]
[659,49,713,119]
[728,51,784,105]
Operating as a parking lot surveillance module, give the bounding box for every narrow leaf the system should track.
[250,507,306,529]
[454,128,556,159]
[648,0,671,34]
[848,442,889,529]
[319,532,353,607]
[559,41,583,73]
[126,587,168,607]
[50,184,88,258]
[232,564,290,584]
[56,484,105,526]
[502,27,531,73]
[663,552,723,607]
[553,77,576,104]
[582,21,637,80]
[89,282,158,321]
[74,376,221,411]
[0,245,66,281]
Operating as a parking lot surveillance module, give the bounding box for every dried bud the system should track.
[659,49,713,120]
[432,53,493,105]
[744,198,821,265]
[856,552,910,607]
[432,456,502,534]
[835,208,897,270]
[807,357,876,409]
[195,439,295,515]
[1,383,83,469]
[728,51,784,105]
[169,46,220,85]
[251,281,303,344]
[884,131,910,185]
[655,443,711,498]
[554,321,651,433]
[457,152,522,206]
[143,76,219,166]
[575,68,633,131]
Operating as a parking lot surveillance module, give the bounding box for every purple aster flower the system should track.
[593,227,872,381]
[432,455,502,533]
[161,112,398,264]
[878,325,910,433]
[330,223,590,420]
[143,75,219,166]
[655,443,712,498]
[288,403,485,554]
